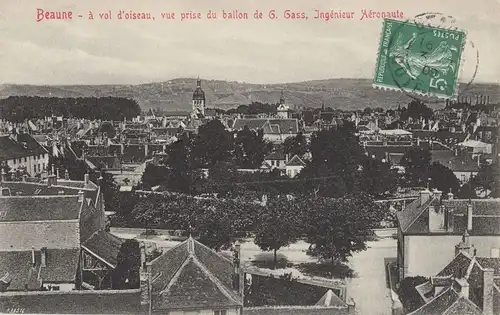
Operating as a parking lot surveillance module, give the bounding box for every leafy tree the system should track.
[472,162,500,197]
[254,196,301,269]
[140,164,170,189]
[283,132,308,158]
[400,148,431,187]
[131,198,160,232]
[429,162,460,195]
[358,156,399,197]
[234,126,272,169]
[304,194,385,268]
[400,100,434,121]
[299,122,364,197]
[192,119,234,167]
[397,276,428,313]
[112,239,141,289]
[456,183,477,199]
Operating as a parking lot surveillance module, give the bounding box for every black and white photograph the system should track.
[0,0,499,314]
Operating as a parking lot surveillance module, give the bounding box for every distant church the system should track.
[192,78,206,117]
[277,90,290,119]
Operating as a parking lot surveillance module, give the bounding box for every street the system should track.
[111,228,397,314]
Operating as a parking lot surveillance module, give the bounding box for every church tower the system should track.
[277,90,290,119]
[192,78,206,117]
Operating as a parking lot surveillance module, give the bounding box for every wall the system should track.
[405,235,500,277]
[0,289,142,314]
[5,153,49,177]
[0,221,79,251]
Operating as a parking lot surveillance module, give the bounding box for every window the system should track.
[214,311,227,315]
[24,157,27,162]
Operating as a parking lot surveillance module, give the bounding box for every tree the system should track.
[304,194,385,270]
[358,156,399,197]
[140,164,170,189]
[234,126,272,169]
[192,119,233,167]
[400,148,431,187]
[299,122,364,197]
[397,276,428,313]
[283,132,308,158]
[112,239,141,289]
[456,183,477,199]
[254,196,301,269]
[131,198,160,232]
[429,162,460,195]
[473,162,500,197]
[400,100,434,121]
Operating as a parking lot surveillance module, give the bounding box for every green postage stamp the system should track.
[373,18,466,99]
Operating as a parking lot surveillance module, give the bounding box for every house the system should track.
[0,132,49,176]
[146,236,243,315]
[396,189,500,280]
[264,149,287,172]
[232,119,299,143]
[285,155,306,178]
[432,152,480,184]
[409,237,500,315]
[0,173,141,313]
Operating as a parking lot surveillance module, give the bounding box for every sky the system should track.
[0,0,499,85]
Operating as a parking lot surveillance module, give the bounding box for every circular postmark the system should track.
[381,13,479,104]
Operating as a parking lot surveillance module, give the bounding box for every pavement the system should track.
[111,227,397,315]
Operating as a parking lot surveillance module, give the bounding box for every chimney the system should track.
[1,169,6,182]
[420,189,431,206]
[47,174,57,186]
[84,174,89,185]
[31,247,36,266]
[41,247,47,267]
[455,278,469,299]
[64,170,69,180]
[56,169,60,179]
[467,200,473,231]
[78,190,84,202]
[482,268,494,315]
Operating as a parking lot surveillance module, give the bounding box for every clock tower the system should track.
[192,78,206,117]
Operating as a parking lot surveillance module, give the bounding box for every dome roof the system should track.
[192,79,205,100]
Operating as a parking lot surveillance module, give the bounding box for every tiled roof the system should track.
[0,134,47,161]
[0,248,79,291]
[475,257,500,276]
[0,196,82,221]
[82,231,124,268]
[150,237,241,310]
[409,286,482,315]
[232,119,299,134]
[397,196,434,232]
[315,289,346,307]
[399,197,500,235]
[286,155,306,167]
[437,252,473,278]
[244,306,351,315]
[265,150,286,161]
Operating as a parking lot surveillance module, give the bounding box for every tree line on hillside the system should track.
[0,96,141,122]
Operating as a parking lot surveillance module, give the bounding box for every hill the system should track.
[1,78,499,111]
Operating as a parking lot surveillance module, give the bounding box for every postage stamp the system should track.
[373,18,467,99]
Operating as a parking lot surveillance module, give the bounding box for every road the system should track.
[111,228,397,314]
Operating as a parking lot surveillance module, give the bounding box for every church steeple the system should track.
[192,77,206,117]
[279,90,285,105]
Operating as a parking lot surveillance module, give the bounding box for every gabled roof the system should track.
[409,286,482,315]
[265,150,286,161]
[82,231,125,268]
[0,248,80,291]
[437,252,473,278]
[398,196,500,235]
[149,237,242,310]
[0,134,47,161]
[286,155,306,167]
[314,289,346,307]
[0,195,82,222]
